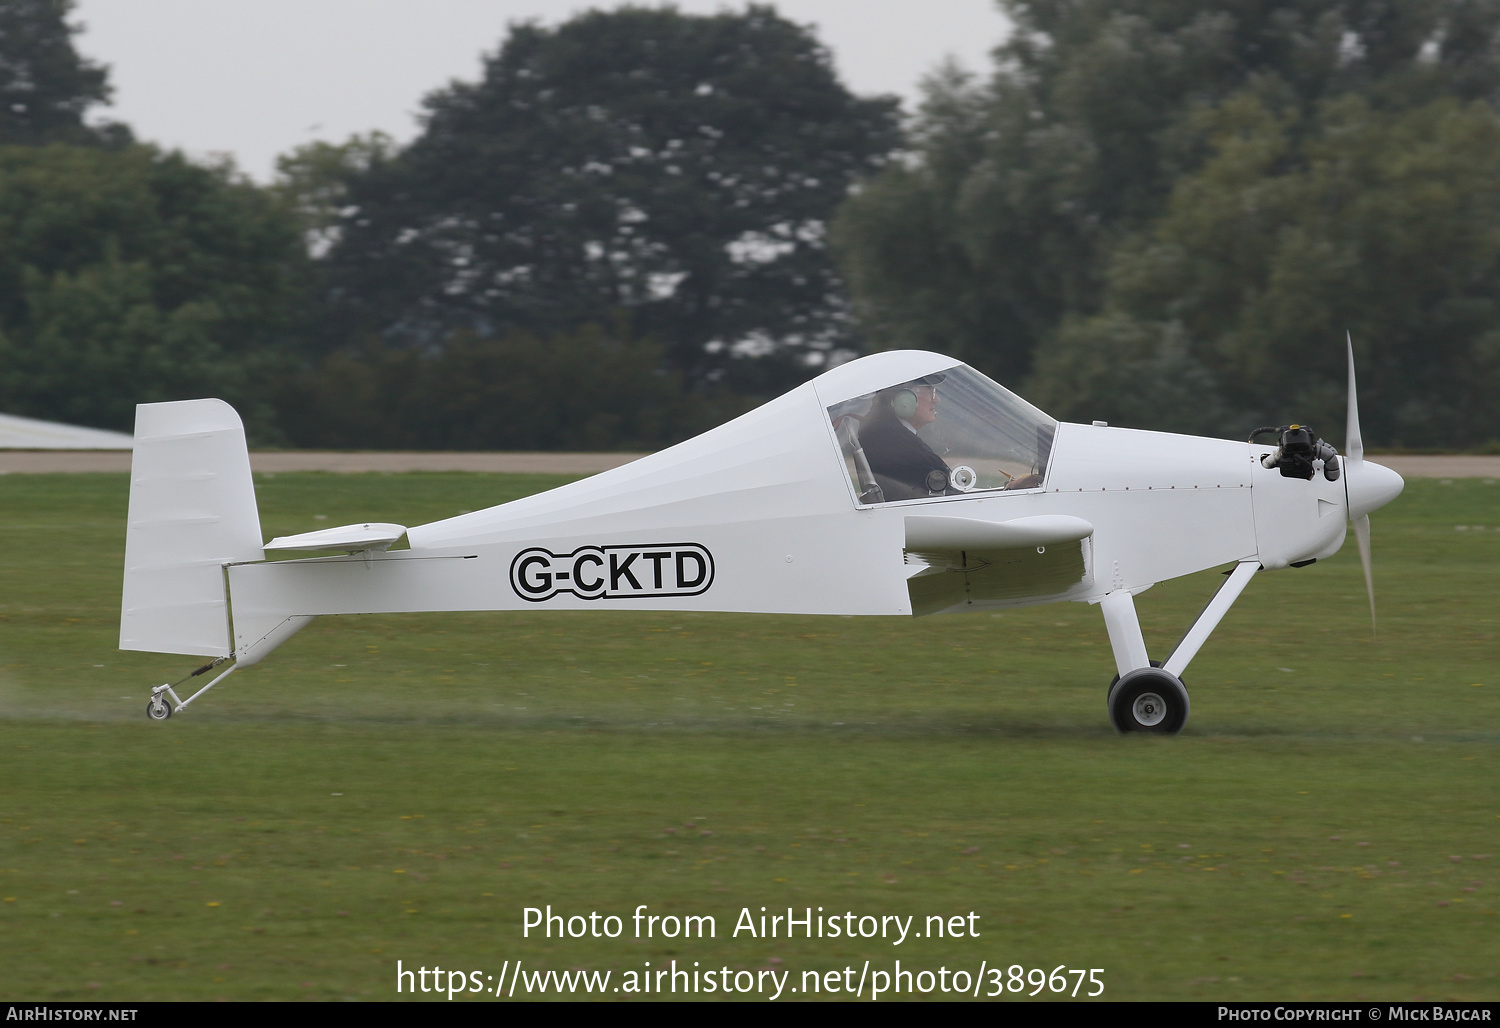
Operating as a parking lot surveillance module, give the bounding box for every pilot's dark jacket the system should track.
[859,413,951,500]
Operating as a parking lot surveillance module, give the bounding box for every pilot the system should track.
[858,375,954,500]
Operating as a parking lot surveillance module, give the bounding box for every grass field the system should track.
[0,471,1496,1002]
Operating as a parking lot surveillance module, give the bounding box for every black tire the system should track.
[1107,667,1189,734]
[146,697,172,720]
[1108,659,1178,690]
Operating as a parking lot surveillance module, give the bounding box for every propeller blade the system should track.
[1353,513,1375,635]
[1345,335,1395,638]
[1346,332,1363,464]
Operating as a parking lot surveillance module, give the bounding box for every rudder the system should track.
[120,399,264,657]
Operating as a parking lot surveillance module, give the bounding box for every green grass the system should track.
[0,472,1496,1001]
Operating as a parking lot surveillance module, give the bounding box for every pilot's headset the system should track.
[890,387,920,420]
[886,373,944,420]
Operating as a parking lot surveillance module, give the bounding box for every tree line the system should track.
[2,0,1497,450]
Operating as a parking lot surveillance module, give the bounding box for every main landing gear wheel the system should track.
[146,696,172,720]
[1107,667,1189,734]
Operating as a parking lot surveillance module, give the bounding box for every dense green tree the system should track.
[0,145,309,438]
[0,0,126,145]
[277,324,726,451]
[835,0,1500,396]
[319,5,901,391]
[1030,94,1500,446]
[272,131,394,257]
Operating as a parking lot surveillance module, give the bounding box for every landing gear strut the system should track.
[1096,561,1260,735]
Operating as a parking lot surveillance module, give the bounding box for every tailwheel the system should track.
[1107,667,1189,734]
[146,695,172,720]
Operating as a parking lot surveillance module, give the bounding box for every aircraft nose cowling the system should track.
[1346,459,1404,520]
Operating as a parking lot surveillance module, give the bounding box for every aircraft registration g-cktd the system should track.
[121,343,1403,733]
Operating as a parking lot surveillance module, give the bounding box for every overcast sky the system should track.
[73,1,1010,182]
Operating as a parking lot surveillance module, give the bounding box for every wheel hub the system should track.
[1132,691,1166,726]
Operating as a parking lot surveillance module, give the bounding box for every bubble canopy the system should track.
[822,362,1058,505]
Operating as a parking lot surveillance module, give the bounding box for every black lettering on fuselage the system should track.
[510,544,715,602]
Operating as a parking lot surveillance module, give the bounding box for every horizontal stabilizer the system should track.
[265,523,407,552]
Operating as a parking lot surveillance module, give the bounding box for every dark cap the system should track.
[878,373,945,395]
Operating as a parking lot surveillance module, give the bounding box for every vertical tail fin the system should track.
[120,399,264,657]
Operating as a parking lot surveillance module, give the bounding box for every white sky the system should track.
[73,1,1010,182]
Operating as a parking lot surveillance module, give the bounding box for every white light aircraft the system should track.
[121,342,1403,732]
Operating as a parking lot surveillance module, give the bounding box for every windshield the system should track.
[826,364,1057,504]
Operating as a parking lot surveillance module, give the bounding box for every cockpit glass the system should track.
[826,365,1057,504]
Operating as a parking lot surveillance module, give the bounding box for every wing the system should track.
[902,515,1094,616]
